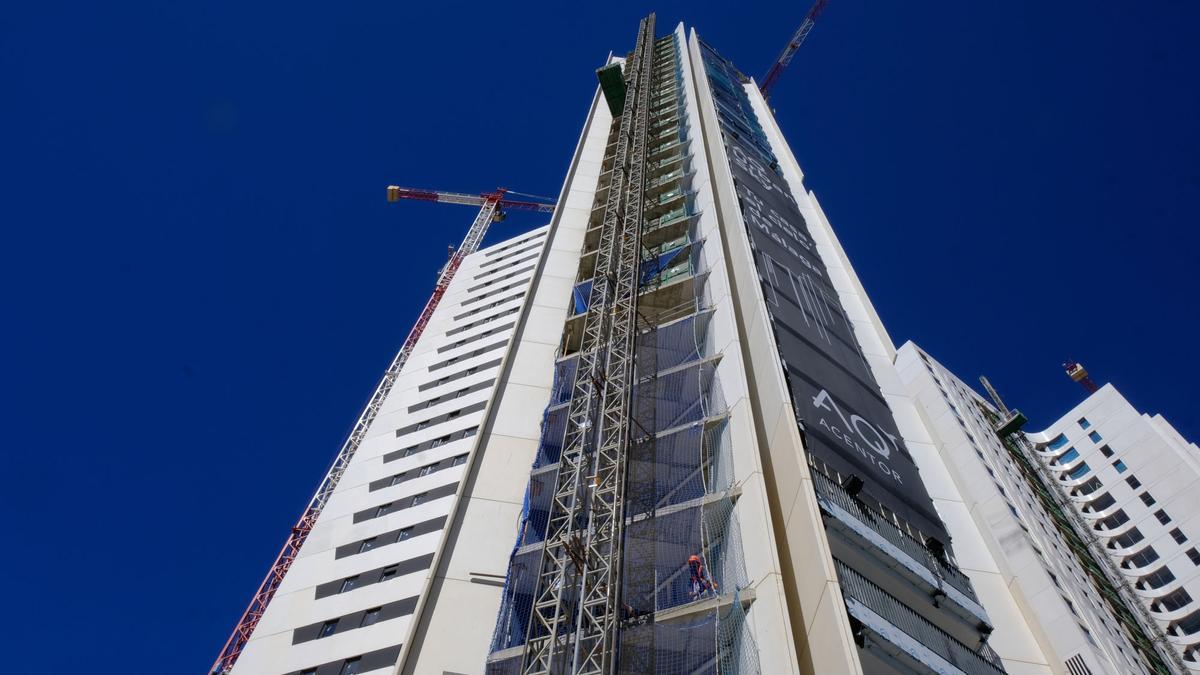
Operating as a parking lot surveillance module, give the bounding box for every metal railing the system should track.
[835,560,1005,675]
[810,468,979,602]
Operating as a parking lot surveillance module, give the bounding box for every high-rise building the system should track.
[426,17,1006,675]
[218,225,552,675]
[216,15,1160,675]
[897,341,1200,673]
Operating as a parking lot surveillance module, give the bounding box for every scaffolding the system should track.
[489,22,759,675]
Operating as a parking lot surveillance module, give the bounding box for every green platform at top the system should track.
[597,63,626,116]
[996,410,1028,437]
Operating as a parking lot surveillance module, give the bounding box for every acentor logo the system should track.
[809,388,904,484]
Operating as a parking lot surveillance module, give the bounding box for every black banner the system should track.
[701,45,948,542]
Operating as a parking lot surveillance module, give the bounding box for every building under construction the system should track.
[211,15,1190,675]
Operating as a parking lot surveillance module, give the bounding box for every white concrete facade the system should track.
[1028,383,1200,669]
[229,225,550,675]
[896,342,1147,675]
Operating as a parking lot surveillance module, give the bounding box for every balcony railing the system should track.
[835,560,1005,675]
[810,468,979,603]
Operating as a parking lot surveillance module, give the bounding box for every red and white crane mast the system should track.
[759,0,830,97]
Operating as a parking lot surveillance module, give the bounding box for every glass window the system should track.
[341,658,361,675]
[397,527,412,542]
[1188,549,1200,566]
[1124,546,1160,569]
[1141,493,1157,506]
[453,454,468,466]
[380,566,398,582]
[1110,527,1144,549]
[1065,462,1091,480]
[1176,610,1200,634]
[1055,448,1080,465]
[390,473,405,487]
[1100,445,1114,458]
[1126,476,1141,489]
[411,492,428,507]
[1113,460,1128,473]
[360,607,382,627]
[1139,566,1176,590]
[403,446,419,457]
[1171,529,1188,544]
[320,620,339,638]
[1089,431,1103,443]
[1075,477,1104,496]
[340,576,359,593]
[358,537,377,553]
[1079,417,1091,429]
[1087,493,1116,512]
[463,427,479,438]
[375,503,394,518]
[1099,510,1130,530]
[1156,509,1172,525]
[1157,589,1195,614]
[1048,434,1070,450]
[419,464,435,477]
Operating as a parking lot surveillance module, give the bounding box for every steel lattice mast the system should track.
[210,187,552,675]
[521,14,656,675]
[759,0,829,97]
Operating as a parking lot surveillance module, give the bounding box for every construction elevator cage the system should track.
[486,29,761,675]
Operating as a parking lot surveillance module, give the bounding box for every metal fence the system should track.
[835,560,1004,675]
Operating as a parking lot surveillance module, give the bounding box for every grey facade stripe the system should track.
[427,342,508,372]
[394,401,487,437]
[384,426,478,463]
[334,515,447,560]
[369,454,466,493]
[467,266,535,293]
[459,279,528,306]
[351,481,460,524]
[445,306,521,337]
[452,291,525,321]
[314,552,436,600]
[477,245,543,269]
[473,252,540,281]
[418,359,501,392]
[407,379,495,413]
[481,234,542,258]
[436,324,515,353]
[284,644,403,675]
[481,235,544,260]
[292,596,419,644]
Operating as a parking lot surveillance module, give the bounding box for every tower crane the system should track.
[759,0,830,97]
[210,186,554,675]
[1064,360,1100,394]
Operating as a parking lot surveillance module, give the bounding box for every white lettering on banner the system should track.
[812,388,903,485]
[737,185,820,271]
[728,143,797,207]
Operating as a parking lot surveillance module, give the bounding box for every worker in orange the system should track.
[687,554,716,599]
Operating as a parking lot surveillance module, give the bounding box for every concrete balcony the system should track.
[811,470,991,631]
[835,560,1005,675]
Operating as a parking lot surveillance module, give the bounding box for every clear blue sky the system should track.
[2,1,1197,672]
